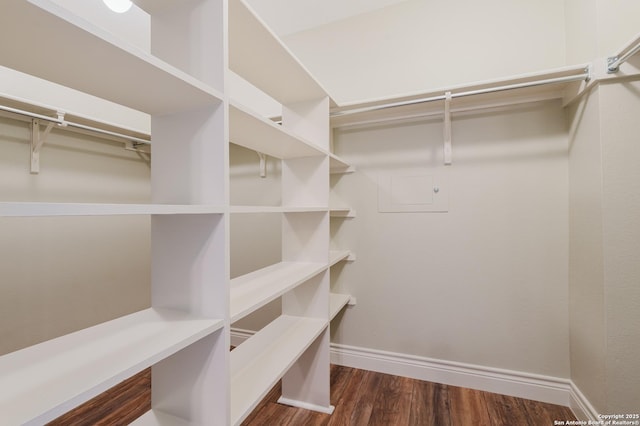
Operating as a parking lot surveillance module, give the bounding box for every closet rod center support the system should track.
[443,91,452,166]
[30,112,66,174]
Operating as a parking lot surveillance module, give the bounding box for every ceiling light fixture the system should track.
[103,0,133,13]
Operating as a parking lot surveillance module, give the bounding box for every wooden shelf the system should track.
[230,315,327,425]
[330,293,351,320]
[130,409,191,426]
[0,308,224,425]
[330,207,356,218]
[230,101,326,159]
[0,1,223,115]
[229,0,333,106]
[329,154,355,174]
[0,202,225,217]
[231,262,327,322]
[230,205,327,214]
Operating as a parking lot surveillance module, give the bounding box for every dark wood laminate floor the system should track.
[48,366,576,425]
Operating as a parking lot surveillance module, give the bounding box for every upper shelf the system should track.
[0,203,224,217]
[0,0,223,115]
[329,154,355,174]
[230,100,326,159]
[229,0,334,106]
[0,308,223,425]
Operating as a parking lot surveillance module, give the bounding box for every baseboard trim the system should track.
[569,381,600,422]
[231,328,595,414]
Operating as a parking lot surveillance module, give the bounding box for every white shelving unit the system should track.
[0,0,356,424]
[228,0,339,422]
[1,0,229,424]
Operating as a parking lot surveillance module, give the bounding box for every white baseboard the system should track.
[330,343,571,406]
[230,328,595,416]
[569,381,600,422]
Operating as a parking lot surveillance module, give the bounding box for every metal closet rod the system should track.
[0,103,151,145]
[608,37,640,73]
[330,71,590,117]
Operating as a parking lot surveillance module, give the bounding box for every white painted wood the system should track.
[282,97,331,150]
[228,0,334,106]
[282,212,329,263]
[0,308,223,426]
[230,261,327,322]
[151,105,227,205]
[329,250,351,267]
[147,0,226,92]
[330,207,356,218]
[282,157,330,207]
[130,409,191,426]
[230,315,328,425]
[230,101,326,159]
[0,202,224,217]
[329,293,351,320]
[230,205,327,214]
[329,153,355,174]
[0,1,223,115]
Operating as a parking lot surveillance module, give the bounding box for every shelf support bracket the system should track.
[31,119,54,174]
[443,91,452,165]
[257,152,267,178]
[30,111,66,174]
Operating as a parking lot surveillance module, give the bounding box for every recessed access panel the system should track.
[378,170,448,213]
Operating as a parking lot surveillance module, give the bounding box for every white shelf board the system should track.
[330,207,356,218]
[130,409,191,426]
[230,205,327,214]
[0,1,223,115]
[229,0,334,106]
[230,100,326,159]
[0,203,224,217]
[329,250,351,267]
[329,293,351,321]
[231,262,327,322]
[230,315,327,425]
[0,308,224,426]
[329,154,355,174]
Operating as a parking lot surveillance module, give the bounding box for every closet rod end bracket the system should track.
[607,56,620,74]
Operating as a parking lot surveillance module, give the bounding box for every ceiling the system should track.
[245,0,413,36]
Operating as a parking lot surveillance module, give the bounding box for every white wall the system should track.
[0,115,150,355]
[281,0,567,104]
[331,101,570,377]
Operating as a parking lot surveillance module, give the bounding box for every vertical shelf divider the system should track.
[147,1,230,423]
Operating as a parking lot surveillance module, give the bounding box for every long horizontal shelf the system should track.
[329,154,355,174]
[0,1,223,115]
[230,205,327,214]
[0,308,224,426]
[229,0,333,106]
[330,293,351,320]
[231,261,327,322]
[0,202,225,217]
[230,101,326,159]
[230,315,327,425]
[329,250,351,267]
[330,207,356,218]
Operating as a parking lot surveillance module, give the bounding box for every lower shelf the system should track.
[230,315,327,425]
[329,293,352,320]
[0,308,224,425]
